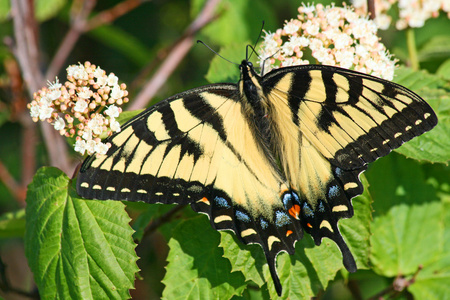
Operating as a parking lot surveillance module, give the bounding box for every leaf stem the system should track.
[406,27,419,70]
[141,205,187,240]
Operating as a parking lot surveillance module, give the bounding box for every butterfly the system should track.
[77,59,437,296]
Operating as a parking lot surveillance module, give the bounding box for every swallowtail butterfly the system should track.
[77,59,437,295]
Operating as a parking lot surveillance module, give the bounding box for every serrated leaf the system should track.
[394,67,445,91]
[163,216,246,299]
[370,201,443,277]
[0,209,25,238]
[396,111,450,164]
[220,231,266,287]
[393,67,450,163]
[409,254,450,299]
[25,167,139,299]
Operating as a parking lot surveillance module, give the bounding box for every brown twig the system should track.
[368,266,423,300]
[0,257,39,299]
[46,0,148,80]
[141,205,187,240]
[0,162,20,200]
[129,0,221,110]
[45,0,97,80]
[11,0,72,174]
[367,0,376,19]
[86,0,148,30]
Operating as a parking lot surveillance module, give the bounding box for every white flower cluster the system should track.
[28,62,129,156]
[352,0,450,30]
[259,3,397,80]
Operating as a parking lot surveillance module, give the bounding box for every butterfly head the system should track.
[239,60,266,107]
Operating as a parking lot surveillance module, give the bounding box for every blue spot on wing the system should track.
[335,167,343,177]
[236,210,251,223]
[275,211,291,227]
[328,185,340,198]
[214,196,230,208]
[303,203,314,217]
[260,218,268,229]
[282,191,301,209]
[318,201,325,212]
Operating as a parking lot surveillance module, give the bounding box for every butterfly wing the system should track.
[261,64,437,265]
[77,84,303,293]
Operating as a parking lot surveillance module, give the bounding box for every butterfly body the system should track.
[77,59,437,296]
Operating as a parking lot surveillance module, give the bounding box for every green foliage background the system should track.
[0,0,449,299]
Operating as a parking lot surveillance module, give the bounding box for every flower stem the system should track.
[406,28,419,70]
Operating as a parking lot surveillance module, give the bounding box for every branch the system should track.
[368,266,423,300]
[129,0,221,110]
[0,256,39,299]
[45,0,97,80]
[86,0,148,30]
[367,0,376,19]
[141,205,187,240]
[0,162,20,200]
[11,0,71,174]
[46,0,148,80]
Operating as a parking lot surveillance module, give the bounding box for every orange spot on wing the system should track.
[286,230,293,237]
[289,204,301,219]
[199,197,210,205]
[307,223,313,228]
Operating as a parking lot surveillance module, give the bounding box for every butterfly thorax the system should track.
[239,60,270,112]
[238,60,276,154]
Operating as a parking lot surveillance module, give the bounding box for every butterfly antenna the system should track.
[247,21,265,61]
[196,40,239,65]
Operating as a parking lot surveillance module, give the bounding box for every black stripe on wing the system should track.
[77,84,238,203]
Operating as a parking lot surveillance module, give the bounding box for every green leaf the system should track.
[115,109,144,126]
[366,153,438,215]
[436,58,450,80]
[25,167,139,299]
[0,0,10,22]
[198,0,275,47]
[393,67,450,164]
[163,216,246,299]
[370,201,443,277]
[205,43,245,83]
[131,203,177,241]
[0,209,25,238]
[409,254,450,299]
[35,0,66,21]
[220,231,266,287]
[89,26,152,68]
[337,175,372,270]
[418,35,450,62]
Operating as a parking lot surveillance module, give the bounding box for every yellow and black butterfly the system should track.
[77,59,437,296]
